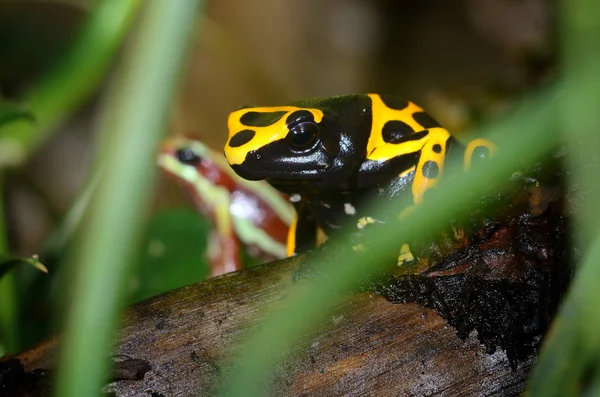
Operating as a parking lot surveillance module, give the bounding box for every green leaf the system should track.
[53,2,203,394]
[133,208,210,302]
[0,102,34,128]
[0,255,47,280]
[0,0,142,169]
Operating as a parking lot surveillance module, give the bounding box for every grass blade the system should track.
[53,2,203,396]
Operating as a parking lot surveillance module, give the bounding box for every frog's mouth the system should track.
[229,151,330,181]
[228,164,263,181]
[266,178,321,195]
[229,163,323,183]
[265,178,297,185]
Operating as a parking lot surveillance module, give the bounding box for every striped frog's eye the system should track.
[176,147,200,165]
[289,121,319,152]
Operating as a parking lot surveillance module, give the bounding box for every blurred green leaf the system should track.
[0,0,142,169]
[0,255,47,280]
[526,0,600,395]
[0,102,34,128]
[133,209,210,302]
[527,234,600,396]
[0,254,47,353]
[53,1,204,396]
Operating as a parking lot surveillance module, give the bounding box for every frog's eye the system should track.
[176,147,200,164]
[289,121,319,151]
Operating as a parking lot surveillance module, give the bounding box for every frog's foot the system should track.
[356,216,378,229]
[397,243,415,265]
[510,171,540,186]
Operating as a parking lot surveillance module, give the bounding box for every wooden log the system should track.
[0,162,570,396]
[1,256,534,396]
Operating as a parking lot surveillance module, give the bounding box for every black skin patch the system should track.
[382,128,429,145]
[422,160,439,179]
[240,111,287,127]
[379,95,409,110]
[412,111,441,129]
[293,202,318,253]
[382,120,417,144]
[228,129,255,148]
[286,110,315,125]
[432,144,442,154]
[472,146,491,161]
[176,147,200,164]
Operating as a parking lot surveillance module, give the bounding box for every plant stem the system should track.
[0,0,142,169]
[0,175,18,352]
[53,1,203,396]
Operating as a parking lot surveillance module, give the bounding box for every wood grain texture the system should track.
[3,255,532,396]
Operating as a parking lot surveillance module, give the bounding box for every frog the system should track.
[222,94,495,262]
[158,136,294,276]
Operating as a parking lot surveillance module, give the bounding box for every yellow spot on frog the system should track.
[356,216,375,229]
[397,243,414,265]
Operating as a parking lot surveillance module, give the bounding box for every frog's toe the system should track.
[397,243,415,265]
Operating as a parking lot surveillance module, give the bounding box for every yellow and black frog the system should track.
[223,94,495,262]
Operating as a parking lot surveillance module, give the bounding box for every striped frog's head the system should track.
[224,94,449,192]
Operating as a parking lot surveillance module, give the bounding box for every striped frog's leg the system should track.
[206,187,243,277]
[287,200,318,256]
[206,231,241,277]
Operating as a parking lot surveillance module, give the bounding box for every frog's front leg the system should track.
[287,201,318,256]
[207,189,243,276]
[206,230,241,277]
[355,215,414,265]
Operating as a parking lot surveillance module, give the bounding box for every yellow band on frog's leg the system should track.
[316,227,328,247]
[412,127,451,204]
[397,243,414,265]
[287,213,298,256]
[214,191,233,237]
[356,216,376,229]
[211,188,243,275]
[464,138,496,172]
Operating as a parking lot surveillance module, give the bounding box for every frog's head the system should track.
[224,95,372,189]
[159,136,238,193]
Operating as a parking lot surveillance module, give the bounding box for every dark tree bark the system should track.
[1,256,536,397]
